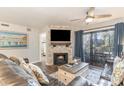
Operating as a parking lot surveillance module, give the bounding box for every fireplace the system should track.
[54,53,68,65]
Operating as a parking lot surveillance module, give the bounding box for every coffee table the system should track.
[58,62,89,85]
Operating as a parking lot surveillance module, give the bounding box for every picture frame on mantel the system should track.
[0,31,28,49]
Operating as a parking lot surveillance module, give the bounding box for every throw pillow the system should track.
[29,63,49,85]
[113,56,121,69]
[111,60,124,86]
[20,61,38,80]
[9,56,21,65]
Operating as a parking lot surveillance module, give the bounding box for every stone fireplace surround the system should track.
[46,29,73,65]
[46,44,73,65]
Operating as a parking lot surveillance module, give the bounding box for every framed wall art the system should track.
[0,31,28,49]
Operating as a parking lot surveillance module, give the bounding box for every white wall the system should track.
[0,21,40,63]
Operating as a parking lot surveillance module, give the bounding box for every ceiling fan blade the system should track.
[87,7,95,17]
[95,14,112,18]
[70,18,82,21]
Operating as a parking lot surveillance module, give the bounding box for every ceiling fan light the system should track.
[85,17,93,23]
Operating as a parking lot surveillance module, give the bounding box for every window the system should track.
[92,30,114,55]
[83,29,114,67]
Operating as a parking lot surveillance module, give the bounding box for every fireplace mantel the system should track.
[51,41,71,46]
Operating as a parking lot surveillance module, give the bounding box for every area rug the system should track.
[49,71,58,79]
[49,71,65,86]
[86,67,103,84]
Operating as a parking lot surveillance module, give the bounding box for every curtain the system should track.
[114,22,124,57]
[74,30,84,61]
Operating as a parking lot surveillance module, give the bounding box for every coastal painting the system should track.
[0,31,27,48]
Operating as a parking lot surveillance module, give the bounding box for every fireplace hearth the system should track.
[54,53,68,65]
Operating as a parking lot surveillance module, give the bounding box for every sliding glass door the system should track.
[91,30,114,66]
[83,29,114,67]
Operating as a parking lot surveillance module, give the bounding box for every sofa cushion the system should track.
[9,56,38,80]
[0,59,40,86]
[0,54,8,62]
[9,56,49,85]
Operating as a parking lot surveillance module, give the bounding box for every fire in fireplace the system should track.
[54,53,68,65]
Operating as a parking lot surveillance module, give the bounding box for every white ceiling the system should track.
[0,7,124,29]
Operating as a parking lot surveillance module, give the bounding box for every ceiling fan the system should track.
[70,7,112,23]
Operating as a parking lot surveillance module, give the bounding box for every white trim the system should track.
[84,26,114,33]
[31,60,41,63]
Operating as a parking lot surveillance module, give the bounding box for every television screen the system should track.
[51,29,71,41]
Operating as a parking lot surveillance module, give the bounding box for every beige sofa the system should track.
[0,58,40,86]
[0,53,49,86]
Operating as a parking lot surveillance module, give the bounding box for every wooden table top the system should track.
[59,62,89,74]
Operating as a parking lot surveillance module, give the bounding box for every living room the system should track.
[0,7,124,87]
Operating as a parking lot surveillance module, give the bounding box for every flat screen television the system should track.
[50,29,71,41]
